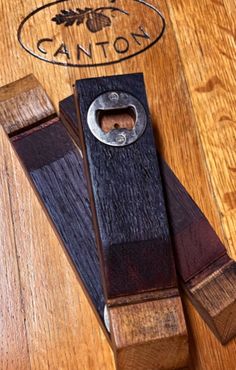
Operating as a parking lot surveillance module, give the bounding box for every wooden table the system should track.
[0,0,235,369]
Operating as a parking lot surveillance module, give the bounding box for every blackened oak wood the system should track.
[75,73,177,300]
[74,73,188,370]
[2,72,234,348]
[12,119,105,322]
[159,161,227,282]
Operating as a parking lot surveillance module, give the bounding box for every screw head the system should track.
[109,92,119,101]
[115,133,126,145]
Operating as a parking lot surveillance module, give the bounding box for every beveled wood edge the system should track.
[0,74,39,101]
[0,74,56,135]
[109,295,189,370]
[60,109,83,158]
[185,253,230,288]
[189,259,233,293]
[185,259,236,344]
[108,288,179,308]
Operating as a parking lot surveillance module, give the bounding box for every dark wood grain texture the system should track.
[61,79,236,344]
[75,73,178,300]
[0,74,116,370]
[11,119,105,323]
[160,162,227,282]
[61,94,228,283]
[74,73,188,370]
[7,74,188,370]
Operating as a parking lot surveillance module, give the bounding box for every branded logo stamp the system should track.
[18,0,165,67]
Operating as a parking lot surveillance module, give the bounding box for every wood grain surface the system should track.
[8,83,187,370]
[0,74,55,134]
[167,0,236,258]
[12,117,106,323]
[0,0,235,369]
[75,74,188,369]
[109,297,188,370]
[75,74,177,299]
[61,91,236,344]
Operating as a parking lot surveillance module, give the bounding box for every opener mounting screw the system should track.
[109,92,119,101]
[115,133,126,145]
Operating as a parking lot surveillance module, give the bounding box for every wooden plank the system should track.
[75,73,188,369]
[75,74,178,299]
[0,74,114,370]
[10,91,187,370]
[167,0,236,258]
[7,74,233,346]
[0,74,55,134]
[75,74,188,370]
[11,118,105,322]
[0,127,30,370]
[4,70,232,350]
[4,69,234,364]
[187,259,236,343]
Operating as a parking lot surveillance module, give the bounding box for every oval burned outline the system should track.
[17,0,165,67]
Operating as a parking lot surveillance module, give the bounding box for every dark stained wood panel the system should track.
[75,73,177,299]
[11,119,105,321]
[159,161,227,282]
